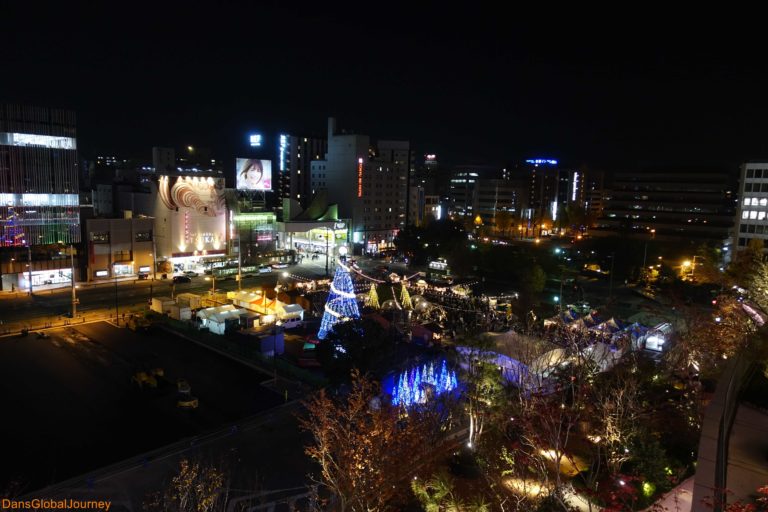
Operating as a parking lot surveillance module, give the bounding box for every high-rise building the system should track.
[448,165,521,228]
[278,134,327,210]
[0,104,80,247]
[311,118,409,253]
[598,168,735,242]
[735,162,768,251]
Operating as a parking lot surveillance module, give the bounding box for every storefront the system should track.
[277,221,348,254]
[17,268,73,290]
[113,262,134,276]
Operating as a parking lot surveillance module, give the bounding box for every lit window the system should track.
[751,211,758,219]
[745,198,752,206]
[761,199,767,207]
[760,212,766,221]
[753,198,760,206]
[743,211,750,219]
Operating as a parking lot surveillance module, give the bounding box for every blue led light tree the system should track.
[318,263,361,339]
[391,359,458,407]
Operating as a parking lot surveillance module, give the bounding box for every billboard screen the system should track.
[236,158,272,191]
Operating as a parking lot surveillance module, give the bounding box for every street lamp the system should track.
[205,275,216,296]
[70,244,78,318]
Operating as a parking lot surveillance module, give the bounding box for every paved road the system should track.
[0,321,283,492]
[0,259,342,331]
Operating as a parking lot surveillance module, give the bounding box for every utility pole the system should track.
[114,272,119,321]
[325,226,330,276]
[27,245,33,296]
[608,252,616,302]
[70,245,77,318]
[237,232,242,291]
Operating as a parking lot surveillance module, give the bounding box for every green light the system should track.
[642,481,655,497]
[233,213,276,222]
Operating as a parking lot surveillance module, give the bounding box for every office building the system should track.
[311,118,409,253]
[448,165,521,227]
[598,168,735,242]
[735,162,768,251]
[0,104,80,247]
[85,215,155,281]
[278,134,327,209]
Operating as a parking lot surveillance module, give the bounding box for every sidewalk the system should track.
[0,276,158,299]
[0,308,146,337]
[645,476,694,512]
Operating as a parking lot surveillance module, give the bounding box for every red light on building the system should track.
[357,158,363,197]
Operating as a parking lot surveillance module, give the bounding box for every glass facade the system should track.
[0,105,80,247]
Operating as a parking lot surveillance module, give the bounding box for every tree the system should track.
[299,370,437,512]
[589,360,644,476]
[411,471,490,511]
[143,458,229,512]
[400,283,413,310]
[317,318,395,383]
[318,264,361,339]
[494,210,514,237]
[458,333,506,449]
[367,283,380,309]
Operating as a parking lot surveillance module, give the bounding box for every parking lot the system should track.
[0,322,282,491]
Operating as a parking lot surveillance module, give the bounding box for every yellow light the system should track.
[682,260,691,267]
[187,145,194,151]
[535,238,541,244]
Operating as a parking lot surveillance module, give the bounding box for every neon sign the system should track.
[249,134,263,147]
[525,159,558,165]
[357,158,364,198]
[279,134,288,172]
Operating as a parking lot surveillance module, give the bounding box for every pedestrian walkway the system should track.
[645,476,693,512]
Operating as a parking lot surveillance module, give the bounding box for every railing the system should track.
[712,353,756,511]
[0,307,147,336]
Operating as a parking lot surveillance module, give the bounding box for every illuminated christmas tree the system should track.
[318,263,361,340]
[400,283,412,310]
[367,283,380,309]
[390,360,458,408]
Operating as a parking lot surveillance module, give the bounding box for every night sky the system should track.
[2,4,766,170]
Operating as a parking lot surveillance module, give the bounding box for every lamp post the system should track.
[608,252,616,301]
[70,245,77,318]
[27,245,33,296]
[205,275,216,296]
[325,226,331,277]
[114,266,119,322]
[272,318,282,384]
[237,230,243,291]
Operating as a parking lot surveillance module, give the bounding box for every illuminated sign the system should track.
[249,134,263,147]
[139,266,151,272]
[0,132,76,150]
[279,134,288,172]
[572,171,579,202]
[236,158,272,191]
[232,212,276,222]
[426,154,436,161]
[95,270,108,277]
[0,193,78,206]
[357,158,364,198]
[429,260,448,270]
[525,159,558,165]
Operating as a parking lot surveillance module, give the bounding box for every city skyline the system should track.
[2,5,767,169]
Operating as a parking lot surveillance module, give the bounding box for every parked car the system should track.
[138,273,149,280]
[183,270,199,277]
[258,265,273,274]
[173,275,192,284]
[271,262,289,269]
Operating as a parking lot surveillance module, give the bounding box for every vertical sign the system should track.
[357,158,363,198]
